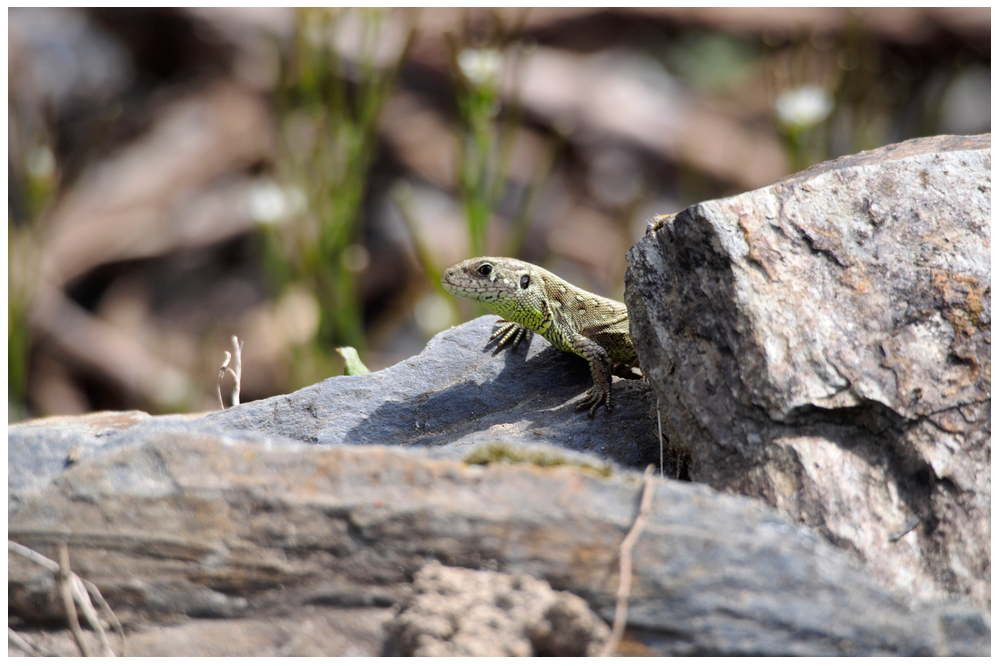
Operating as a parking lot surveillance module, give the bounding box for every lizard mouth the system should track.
[440,269,460,293]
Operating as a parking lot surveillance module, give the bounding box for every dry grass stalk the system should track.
[217,335,244,409]
[600,464,656,657]
[9,540,122,657]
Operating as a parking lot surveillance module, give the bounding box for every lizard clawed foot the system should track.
[489,320,530,351]
[576,384,612,417]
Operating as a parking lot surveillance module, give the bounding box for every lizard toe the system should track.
[577,386,611,418]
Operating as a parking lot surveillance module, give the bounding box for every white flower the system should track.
[774,85,833,129]
[247,179,306,226]
[458,48,504,87]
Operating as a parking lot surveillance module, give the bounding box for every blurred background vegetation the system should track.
[7,7,990,420]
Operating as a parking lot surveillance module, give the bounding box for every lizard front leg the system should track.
[566,332,613,417]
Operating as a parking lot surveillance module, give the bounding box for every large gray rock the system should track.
[625,134,990,610]
[7,427,989,656]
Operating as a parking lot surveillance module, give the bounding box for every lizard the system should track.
[441,257,637,416]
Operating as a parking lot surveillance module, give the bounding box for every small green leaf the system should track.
[335,347,371,375]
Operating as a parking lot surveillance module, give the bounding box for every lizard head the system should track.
[442,257,548,322]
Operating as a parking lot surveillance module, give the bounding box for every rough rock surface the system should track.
[8,607,392,657]
[8,424,990,656]
[625,134,990,610]
[205,315,660,468]
[388,561,610,656]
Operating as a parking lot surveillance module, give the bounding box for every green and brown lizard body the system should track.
[442,257,637,416]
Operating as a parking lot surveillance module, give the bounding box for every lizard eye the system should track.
[478,265,492,276]
[520,274,530,289]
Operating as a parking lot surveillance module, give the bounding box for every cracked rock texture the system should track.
[625,134,990,610]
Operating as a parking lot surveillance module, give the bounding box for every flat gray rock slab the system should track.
[8,316,658,500]
[204,315,660,467]
[8,431,989,656]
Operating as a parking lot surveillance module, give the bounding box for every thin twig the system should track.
[57,543,90,657]
[229,336,244,407]
[10,541,121,656]
[83,579,126,657]
[217,350,231,409]
[656,396,663,477]
[9,539,60,572]
[601,464,656,657]
[8,628,47,657]
[217,337,245,409]
[72,575,114,656]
